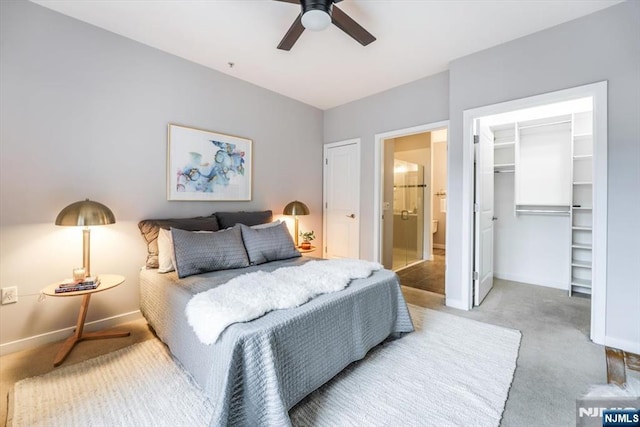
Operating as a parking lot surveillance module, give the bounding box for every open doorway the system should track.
[462,82,607,344]
[374,122,449,295]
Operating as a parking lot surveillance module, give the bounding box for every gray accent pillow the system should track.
[138,215,220,269]
[171,226,249,278]
[239,222,301,265]
[215,210,273,229]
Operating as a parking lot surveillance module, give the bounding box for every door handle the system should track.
[346,214,355,219]
[492,216,498,221]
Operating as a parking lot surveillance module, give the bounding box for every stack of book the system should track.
[55,276,101,293]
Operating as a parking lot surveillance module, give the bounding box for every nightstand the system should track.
[42,274,130,366]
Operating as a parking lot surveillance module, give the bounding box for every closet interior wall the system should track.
[492,109,593,294]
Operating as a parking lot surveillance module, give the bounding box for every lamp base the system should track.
[83,227,91,277]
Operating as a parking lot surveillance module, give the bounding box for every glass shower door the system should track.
[392,160,424,270]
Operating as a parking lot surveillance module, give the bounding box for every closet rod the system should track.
[518,119,571,131]
[515,209,570,215]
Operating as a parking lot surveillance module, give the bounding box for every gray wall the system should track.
[448,0,639,350]
[0,0,323,348]
[324,71,450,256]
[325,1,639,350]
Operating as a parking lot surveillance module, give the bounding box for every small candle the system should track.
[72,267,86,282]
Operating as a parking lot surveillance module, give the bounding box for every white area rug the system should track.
[9,306,521,427]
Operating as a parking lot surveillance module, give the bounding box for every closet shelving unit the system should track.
[491,114,593,296]
[569,111,594,296]
[514,116,572,215]
[493,124,516,173]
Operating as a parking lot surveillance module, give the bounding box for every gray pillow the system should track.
[137,215,220,269]
[239,222,301,265]
[171,226,249,278]
[215,210,273,229]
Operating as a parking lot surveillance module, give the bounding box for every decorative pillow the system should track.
[251,219,281,230]
[157,228,175,273]
[158,229,215,274]
[171,226,249,278]
[137,215,220,269]
[215,210,273,229]
[239,222,301,265]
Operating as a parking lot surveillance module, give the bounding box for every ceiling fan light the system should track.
[302,9,331,31]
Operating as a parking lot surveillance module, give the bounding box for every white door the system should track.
[324,140,360,259]
[474,121,495,305]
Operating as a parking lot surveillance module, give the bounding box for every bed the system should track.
[138,211,414,426]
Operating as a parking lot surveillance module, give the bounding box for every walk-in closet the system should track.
[482,98,594,296]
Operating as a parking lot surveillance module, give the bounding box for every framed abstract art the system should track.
[167,124,252,201]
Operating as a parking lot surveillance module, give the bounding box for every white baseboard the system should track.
[445,296,469,311]
[433,244,446,250]
[0,310,143,356]
[604,335,640,355]
[494,272,568,291]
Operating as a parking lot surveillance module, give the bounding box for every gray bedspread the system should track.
[139,258,414,426]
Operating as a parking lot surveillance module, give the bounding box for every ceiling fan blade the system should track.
[277,14,305,51]
[331,5,376,46]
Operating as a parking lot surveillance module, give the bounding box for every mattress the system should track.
[140,258,414,426]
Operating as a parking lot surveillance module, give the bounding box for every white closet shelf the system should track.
[572,182,593,185]
[572,243,592,250]
[573,154,593,159]
[494,163,515,173]
[494,141,515,148]
[571,259,592,269]
[571,285,592,295]
[573,133,593,138]
[571,278,592,288]
[572,206,593,210]
[572,226,592,231]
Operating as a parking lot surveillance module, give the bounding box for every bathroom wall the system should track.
[432,140,447,248]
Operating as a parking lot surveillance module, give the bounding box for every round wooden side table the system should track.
[42,274,130,367]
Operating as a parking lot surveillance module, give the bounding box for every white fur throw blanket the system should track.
[186,259,382,345]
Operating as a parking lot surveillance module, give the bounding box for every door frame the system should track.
[431,139,448,251]
[323,138,361,259]
[461,81,608,345]
[373,120,449,266]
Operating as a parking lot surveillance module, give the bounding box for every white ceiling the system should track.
[32,0,622,110]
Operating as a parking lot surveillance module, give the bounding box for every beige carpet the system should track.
[9,307,521,427]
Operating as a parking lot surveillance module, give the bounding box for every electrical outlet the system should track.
[1,287,18,304]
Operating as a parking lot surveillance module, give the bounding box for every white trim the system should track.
[373,121,449,265]
[431,139,448,259]
[461,81,608,345]
[590,82,607,345]
[0,310,142,356]
[494,273,568,290]
[323,138,361,259]
[444,297,468,311]
[605,336,640,355]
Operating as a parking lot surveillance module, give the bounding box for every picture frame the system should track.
[167,124,252,201]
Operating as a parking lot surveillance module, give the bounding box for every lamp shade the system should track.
[302,9,331,31]
[55,199,116,226]
[283,200,310,216]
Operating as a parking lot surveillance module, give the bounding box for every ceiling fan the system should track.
[275,0,376,51]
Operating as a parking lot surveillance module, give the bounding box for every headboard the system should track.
[138,210,273,269]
